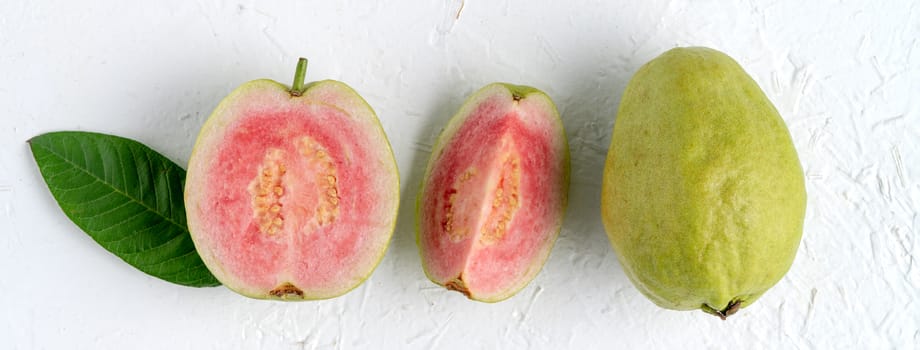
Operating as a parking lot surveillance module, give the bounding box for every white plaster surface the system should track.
[1,0,918,348]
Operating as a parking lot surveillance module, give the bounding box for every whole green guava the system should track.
[601,47,806,319]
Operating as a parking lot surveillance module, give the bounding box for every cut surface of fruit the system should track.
[417,83,569,302]
[185,65,398,300]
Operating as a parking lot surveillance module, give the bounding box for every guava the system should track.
[417,83,569,302]
[601,47,806,319]
[185,59,399,300]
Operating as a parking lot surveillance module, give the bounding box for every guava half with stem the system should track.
[417,83,569,302]
[185,58,399,300]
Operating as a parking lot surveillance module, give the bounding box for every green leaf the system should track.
[29,131,220,287]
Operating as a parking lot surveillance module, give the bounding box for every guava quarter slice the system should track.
[417,83,569,302]
[185,59,399,300]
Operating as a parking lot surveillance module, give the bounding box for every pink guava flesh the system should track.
[418,84,568,302]
[186,80,398,299]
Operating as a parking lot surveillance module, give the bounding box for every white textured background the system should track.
[1,0,918,348]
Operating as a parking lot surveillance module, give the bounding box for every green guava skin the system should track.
[600,47,806,318]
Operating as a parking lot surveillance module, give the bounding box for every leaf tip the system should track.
[27,133,51,145]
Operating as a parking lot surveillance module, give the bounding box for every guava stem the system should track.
[702,299,743,320]
[290,57,308,96]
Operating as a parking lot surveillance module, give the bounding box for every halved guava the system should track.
[185,59,399,300]
[417,83,569,302]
